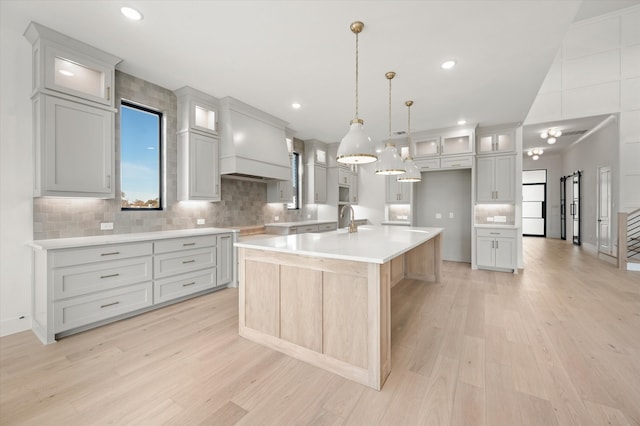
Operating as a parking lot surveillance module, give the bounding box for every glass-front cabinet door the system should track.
[441,134,473,155]
[44,45,114,106]
[413,136,441,157]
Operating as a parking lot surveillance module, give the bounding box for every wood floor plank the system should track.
[1,237,639,425]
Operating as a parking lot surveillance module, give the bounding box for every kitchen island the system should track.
[235,225,443,390]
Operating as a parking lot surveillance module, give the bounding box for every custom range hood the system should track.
[219,97,291,182]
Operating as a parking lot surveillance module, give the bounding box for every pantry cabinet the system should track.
[25,22,121,198]
[476,154,515,203]
[176,87,221,202]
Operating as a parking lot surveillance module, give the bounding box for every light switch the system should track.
[274,216,280,221]
[197,218,205,225]
[449,212,454,219]
[435,213,442,219]
[100,222,113,230]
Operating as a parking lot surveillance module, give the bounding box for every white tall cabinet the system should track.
[476,155,515,203]
[25,22,121,198]
[175,87,221,202]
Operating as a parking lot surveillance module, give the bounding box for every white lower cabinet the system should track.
[31,231,235,344]
[476,228,516,272]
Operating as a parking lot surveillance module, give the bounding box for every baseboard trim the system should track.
[0,315,32,337]
[598,252,617,265]
[628,262,640,272]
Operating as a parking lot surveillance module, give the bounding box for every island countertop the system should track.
[235,225,443,264]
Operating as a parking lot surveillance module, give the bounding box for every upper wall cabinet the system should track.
[412,126,475,158]
[305,139,328,166]
[25,22,121,198]
[175,87,221,202]
[175,86,218,136]
[25,22,120,108]
[477,129,516,154]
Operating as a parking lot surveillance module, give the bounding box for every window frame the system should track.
[120,100,164,211]
[287,151,301,210]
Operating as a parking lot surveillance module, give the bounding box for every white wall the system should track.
[0,3,35,336]
[526,5,640,212]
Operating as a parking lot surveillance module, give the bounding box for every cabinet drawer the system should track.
[54,282,152,333]
[51,242,152,268]
[154,246,216,279]
[414,158,440,170]
[441,155,473,169]
[54,256,152,300]
[318,222,337,232]
[154,235,217,254]
[297,225,319,233]
[154,268,217,304]
[476,228,517,238]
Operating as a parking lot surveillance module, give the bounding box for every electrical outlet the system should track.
[197,218,205,225]
[435,213,442,219]
[274,215,279,221]
[307,214,311,219]
[449,212,454,219]
[100,222,114,230]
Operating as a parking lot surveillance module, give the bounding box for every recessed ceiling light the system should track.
[441,60,456,70]
[121,6,143,21]
[59,70,74,77]
[291,102,301,109]
[457,119,466,125]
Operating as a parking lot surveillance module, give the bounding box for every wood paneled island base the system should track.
[236,227,442,390]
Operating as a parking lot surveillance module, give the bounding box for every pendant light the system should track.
[375,72,406,175]
[336,21,377,165]
[397,100,422,182]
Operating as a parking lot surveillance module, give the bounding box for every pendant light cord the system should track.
[407,102,411,156]
[355,31,359,119]
[388,76,392,140]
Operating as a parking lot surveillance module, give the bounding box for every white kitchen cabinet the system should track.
[216,233,234,286]
[476,154,515,203]
[351,171,359,204]
[307,164,327,204]
[477,130,516,154]
[176,87,221,202]
[25,22,119,107]
[413,127,475,158]
[267,179,293,203]
[25,22,121,198]
[34,94,115,197]
[338,168,352,186]
[305,139,328,166]
[476,228,516,271]
[177,132,220,201]
[386,176,411,203]
[30,230,235,344]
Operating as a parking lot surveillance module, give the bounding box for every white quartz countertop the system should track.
[235,225,443,264]
[30,227,237,250]
[264,220,338,228]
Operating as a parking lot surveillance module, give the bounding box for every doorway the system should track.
[597,166,612,256]
[561,171,581,245]
[522,170,546,237]
[414,169,472,263]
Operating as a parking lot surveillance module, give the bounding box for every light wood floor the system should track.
[1,237,639,425]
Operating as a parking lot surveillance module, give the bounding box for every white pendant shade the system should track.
[337,120,377,164]
[375,143,406,175]
[397,157,421,182]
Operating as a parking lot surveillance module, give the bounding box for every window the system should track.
[287,152,301,210]
[120,101,163,209]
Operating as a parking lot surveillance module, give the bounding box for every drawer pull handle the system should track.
[182,259,196,264]
[101,252,120,256]
[183,242,196,246]
[100,301,120,308]
[490,232,499,235]
[182,282,196,287]
[100,273,120,279]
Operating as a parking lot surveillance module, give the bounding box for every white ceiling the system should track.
[3,0,636,145]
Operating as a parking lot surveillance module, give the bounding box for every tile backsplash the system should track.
[33,71,311,240]
[474,204,515,225]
